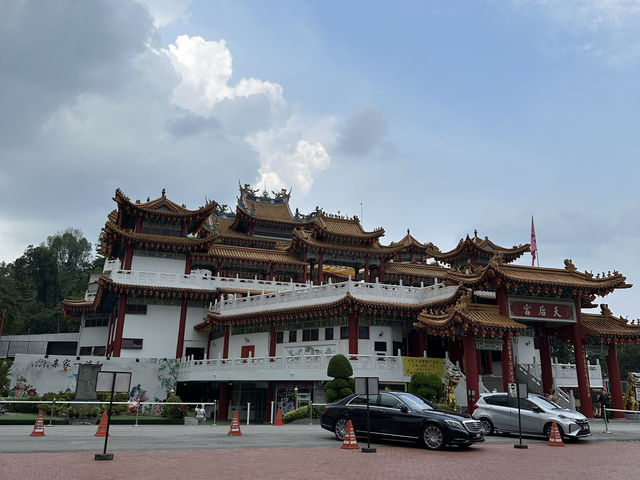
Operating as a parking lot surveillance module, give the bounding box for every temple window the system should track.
[302,329,319,342]
[340,326,349,339]
[324,327,334,340]
[122,338,143,349]
[276,332,284,344]
[289,330,298,343]
[359,326,370,339]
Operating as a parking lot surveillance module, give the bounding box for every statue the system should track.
[623,372,640,411]
[445,364,462,410]
[564,259,577,272]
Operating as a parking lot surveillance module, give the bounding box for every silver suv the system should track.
[472,393,591,439]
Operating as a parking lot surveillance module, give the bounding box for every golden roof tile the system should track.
[581,304,640,340]
[433,232,529,264]
[197,244,306,266]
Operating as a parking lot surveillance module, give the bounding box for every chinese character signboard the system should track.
[403,357,445,377]
[508,297,576,323]
[476,338,503,351]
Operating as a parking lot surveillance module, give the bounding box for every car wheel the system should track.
[544,422,565,440]
[334,417,348,441]
[479,418,494,436]
[422,424,445,450]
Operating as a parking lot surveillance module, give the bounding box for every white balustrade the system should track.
[214,277,459,315]
[177,352,407,383]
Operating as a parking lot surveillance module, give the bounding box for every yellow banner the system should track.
[402,357,444,377]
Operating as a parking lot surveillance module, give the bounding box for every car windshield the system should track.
[533,395,561,409]
[396,393,434,411]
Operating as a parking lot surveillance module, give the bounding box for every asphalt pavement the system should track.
[0,418,639,453]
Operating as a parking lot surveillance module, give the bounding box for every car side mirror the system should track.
[399,404,409,413]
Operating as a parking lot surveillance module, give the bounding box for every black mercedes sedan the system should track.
[320,392,484,450]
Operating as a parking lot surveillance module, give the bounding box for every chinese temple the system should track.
[62,185,640,421]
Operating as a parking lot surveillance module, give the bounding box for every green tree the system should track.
[325,354,355,403]
[407,372,442,402]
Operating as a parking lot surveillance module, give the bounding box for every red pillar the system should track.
[176,298,188,358]
[538,332,554,394]
[348,310,359,355]
[269,264,274,281]
[123,244,134,270]
[483,350,493,375]
[378,260,384,283]
[463,333,480,413]
[317,251,324,284]
[501,332,515,391]
[302,266,307,283]
[181,221,188,236]
[184,254,192,275]
[219,383,230,420]
[364,255,370,282]
[269,321,277,357]
[134,216,143,233]
[419,330,427,357]
[216,261,222,276]
[572,298,593,417]
[112,294,127,357]
[206,332,211,359]
[607,342,625,419]
[223,326,230,359]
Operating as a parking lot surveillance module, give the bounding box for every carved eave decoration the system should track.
[289,228,388,258]
[433,231,529,266]
[61,299,94,319]
[310,214,385,243]
[444,256,630,298]
[581,304,640,344]
[415,291,526,338]
[97,275,219,302]
[99,221,217,257]
[192,244,307,268]
[113,188,218,230]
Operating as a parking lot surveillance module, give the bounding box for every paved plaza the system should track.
[1,419,639,479]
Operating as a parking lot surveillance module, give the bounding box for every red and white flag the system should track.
[530,216,538,266]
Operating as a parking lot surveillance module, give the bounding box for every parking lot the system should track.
[1,420,639,479]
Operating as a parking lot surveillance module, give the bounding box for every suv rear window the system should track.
[485,395,510,407]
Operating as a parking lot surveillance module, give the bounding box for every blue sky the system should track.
[0,0,638,319]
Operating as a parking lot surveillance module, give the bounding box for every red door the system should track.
[241,345,255,361]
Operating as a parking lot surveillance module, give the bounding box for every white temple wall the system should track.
[513,335,536,364]
[121,304,180,358]
[131,253,185,274]
[183,303,208,342]
[228,331,269,357]
[77,323,108,353]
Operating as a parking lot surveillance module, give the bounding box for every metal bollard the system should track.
[603,408,611,434]
[309,402,313,425]
[212,400,217,427]
[47,399,55,427]
[270,400,275,424]
[133,401,141,427]
[247,402,251,425]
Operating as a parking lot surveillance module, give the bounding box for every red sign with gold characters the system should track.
[508,298,575,323]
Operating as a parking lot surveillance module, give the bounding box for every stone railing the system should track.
[519,361,603,388]
[177,352,406,383]
[214,278,459,315]
[108,270,308,293]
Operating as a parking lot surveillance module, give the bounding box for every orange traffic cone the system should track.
[341,420,359,450]
[547,421,564,447]
[228,410,242,436]
[95,411,109,437]
[30,411,45,437]
[273,408,284,426]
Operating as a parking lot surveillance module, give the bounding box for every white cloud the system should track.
[135,0,192,27]
[165,35,284,116]
[511,0,640,64]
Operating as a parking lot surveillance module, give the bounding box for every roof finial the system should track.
[474,229,478,238]
[407,228,410,235]
[161,188,166,197]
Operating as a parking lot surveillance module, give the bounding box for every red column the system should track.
[176,298,188,358]
[112,294,127,357]
[501,332,515,391]
[419,330,427,357]
[134,216,143,233]
[317,251,324,284]
[302,266,307,283]
[181,221,188,236]
[483,351,493,375]
[184,254,192,275]
[219,383,230,420]
[348,310,358,356]
[123,245,134,270]
[223,326,230,359]
[538,332,554,394]
[364,255,370,282]
[607,342,625,419]
[216,261,222,276]
[206,332,211,359]
[463,333,480,413]
[269,264,274,281]
[572,298,593,417]
[269,321,277,357]
[378,260,384,283]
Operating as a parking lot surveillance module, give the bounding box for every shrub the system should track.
[325,355,354,403]
[100,392,129,414]
[282,404,325,424]
[327,354,353,378]
[407,372,443,402]
[162,395,187,419]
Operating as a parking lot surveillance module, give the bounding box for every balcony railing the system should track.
[214,278,459,315]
